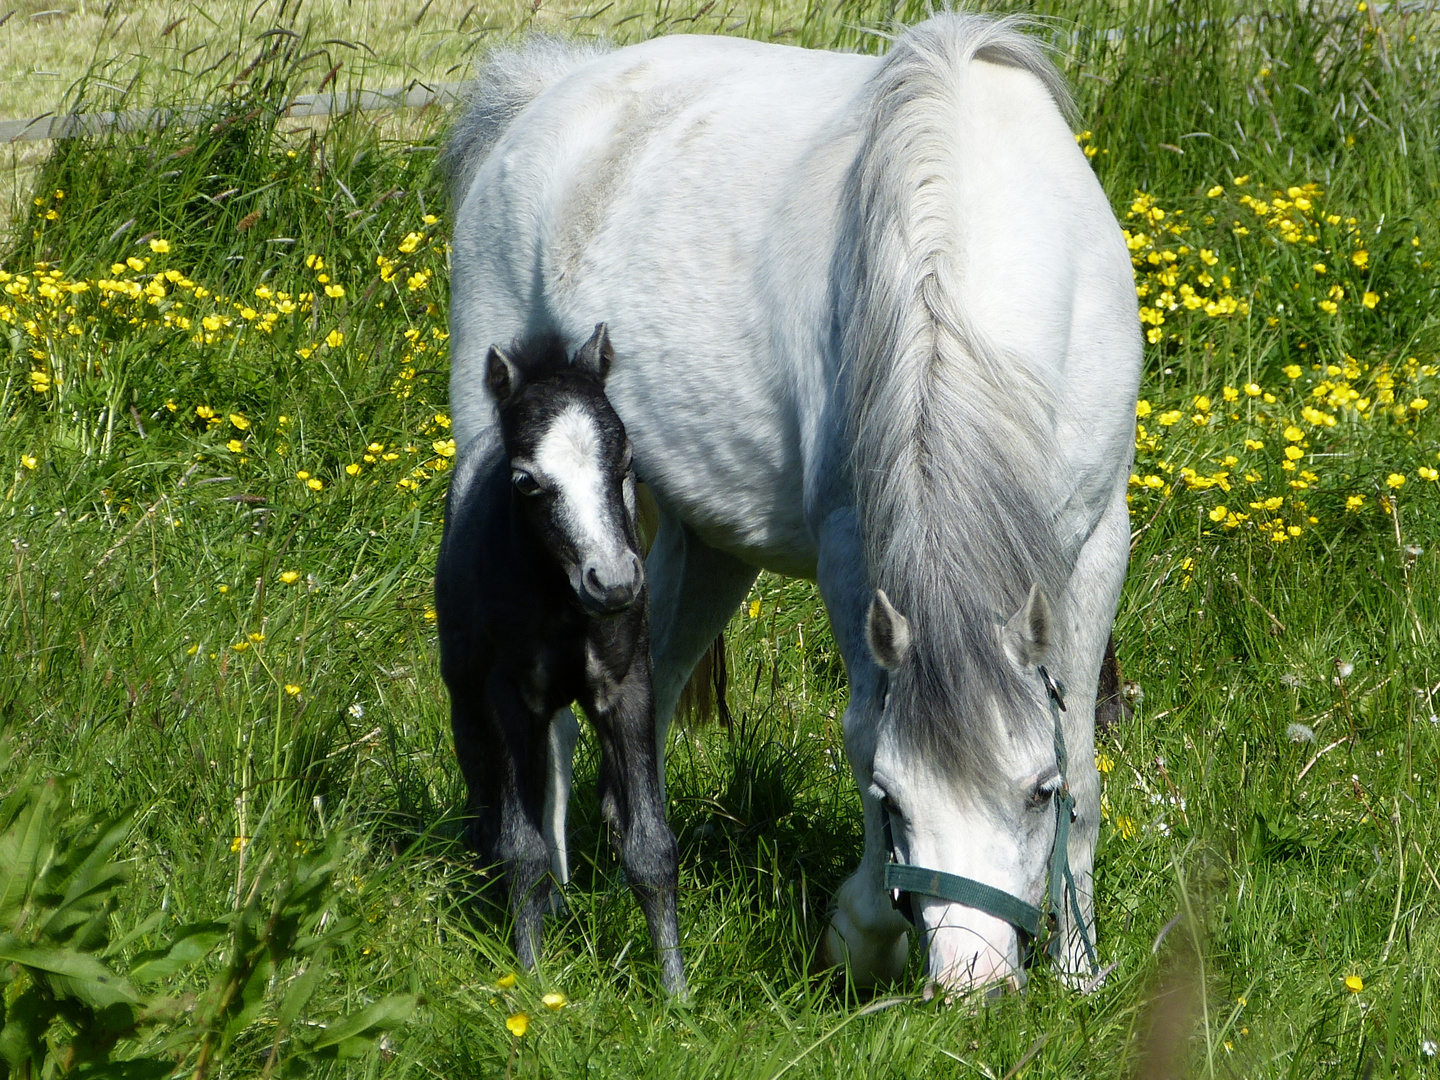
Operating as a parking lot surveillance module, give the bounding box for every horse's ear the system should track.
[867,589,912,671]
[485,345,521,405]
[1001,584,1051,669]
[574,322,614,381]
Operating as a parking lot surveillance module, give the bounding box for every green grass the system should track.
[1,1,1439,1076]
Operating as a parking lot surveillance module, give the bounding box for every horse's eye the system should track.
[512,471,542,496]
[1027,782,1057,811]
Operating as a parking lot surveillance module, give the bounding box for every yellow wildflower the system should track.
[541,993,567,1011]
[750,600,762,618]
[285,684,301,696]
[230,413,250,430]
[1345,975,1363,993]
[324,283,346,299]
[1418,467,1438,482]
[346,463,361,476]
[1351,250,1369,267]
[226,439,244,453]
[149,238,170,253]
[1157,410,1182,427]
[1363,292,1379,309]
[325,329,344,348]
[433,438,457,458]
[1346,495,1366,511]
[307,478,323,491]
[1283,365,1302,379]
[1244,383,1261,397]
[20,453,37,469]
[498,972,517,989]
[1410,398,1429,412]
[1208,505,1228,522]
[506,1013,530,1037]
[1387,473,1406,489]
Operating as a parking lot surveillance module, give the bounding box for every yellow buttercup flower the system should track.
[325,329,344,348]
[1386,473,1406,489]
[749,600,761,619]
[307,478,323,491]
[1346,495,1367,511]
[541,992,567,1011]
[1283,365,1302,379]
[505,1012,529,1037]
[1208,505,1228,522]
[20,454,37,469]
[279,570,300,584]
[345,463,361,476]
[285,684,301,696]
[226,439,244,453]
[497,972,517,989]
[1345,975,1363,993]
[149,238,170,253]
[324,283,346,298]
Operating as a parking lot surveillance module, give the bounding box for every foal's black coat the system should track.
[435,326,685,995]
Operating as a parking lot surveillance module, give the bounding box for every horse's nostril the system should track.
[584,566,604,596]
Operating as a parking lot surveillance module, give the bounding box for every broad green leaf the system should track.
[0,940,142,1008]
[129,922,226,982]
[309,994,417,1052]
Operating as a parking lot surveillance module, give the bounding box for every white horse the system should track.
[444,14,1140,993]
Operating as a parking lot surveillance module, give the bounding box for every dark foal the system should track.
[435,324,685,996]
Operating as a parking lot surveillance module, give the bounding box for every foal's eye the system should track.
[512,471,542,496]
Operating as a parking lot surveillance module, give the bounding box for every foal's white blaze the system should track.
[534,405,626,575]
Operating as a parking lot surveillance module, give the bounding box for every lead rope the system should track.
[1038,665,1099,976]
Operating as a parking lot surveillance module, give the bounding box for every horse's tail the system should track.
[843,15,1073,637]
[443,37,610,204]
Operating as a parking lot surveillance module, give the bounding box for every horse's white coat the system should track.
[448,16,1141,992]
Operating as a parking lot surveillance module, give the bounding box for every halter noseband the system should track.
[880,664,1099,976]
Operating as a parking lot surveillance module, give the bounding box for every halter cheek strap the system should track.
[881,664,1099,975]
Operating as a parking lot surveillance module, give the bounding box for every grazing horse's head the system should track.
[863,582,1083,995]
[484,323,642,615]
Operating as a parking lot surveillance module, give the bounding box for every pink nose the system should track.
[918,899,1020,992]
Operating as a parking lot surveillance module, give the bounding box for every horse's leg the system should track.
[1055,483,1131,980]
[813,508,912,987]
[542,706,580,912]
[646,507,759,793]
[484,673,553,971]
[585,647,686,997]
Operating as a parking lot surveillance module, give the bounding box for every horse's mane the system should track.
[841,15,1075,782]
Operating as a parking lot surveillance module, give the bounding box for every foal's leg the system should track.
[485,673,554,971]
[813,509,912,987]
[646,507,759,792]
[542,706,580,911]
[586,651,686,997]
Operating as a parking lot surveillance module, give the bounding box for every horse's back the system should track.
[449,22,1138,568]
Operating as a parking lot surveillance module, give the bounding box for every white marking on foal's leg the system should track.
[543,707,579,911]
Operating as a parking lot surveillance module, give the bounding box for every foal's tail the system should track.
[443,36,610,204]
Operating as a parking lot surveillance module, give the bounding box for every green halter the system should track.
[882,665,1099,975]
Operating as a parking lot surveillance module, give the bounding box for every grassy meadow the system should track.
[3,0,1440,1076]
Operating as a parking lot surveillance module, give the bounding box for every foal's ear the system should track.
[1001,583,1052,669]
[573,322,615,382]
[867,589,913,671]
[485,345,521,405]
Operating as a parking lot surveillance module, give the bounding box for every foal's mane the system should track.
[842,15,1075,782]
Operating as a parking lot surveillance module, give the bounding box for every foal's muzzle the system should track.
[578,552,643,614]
